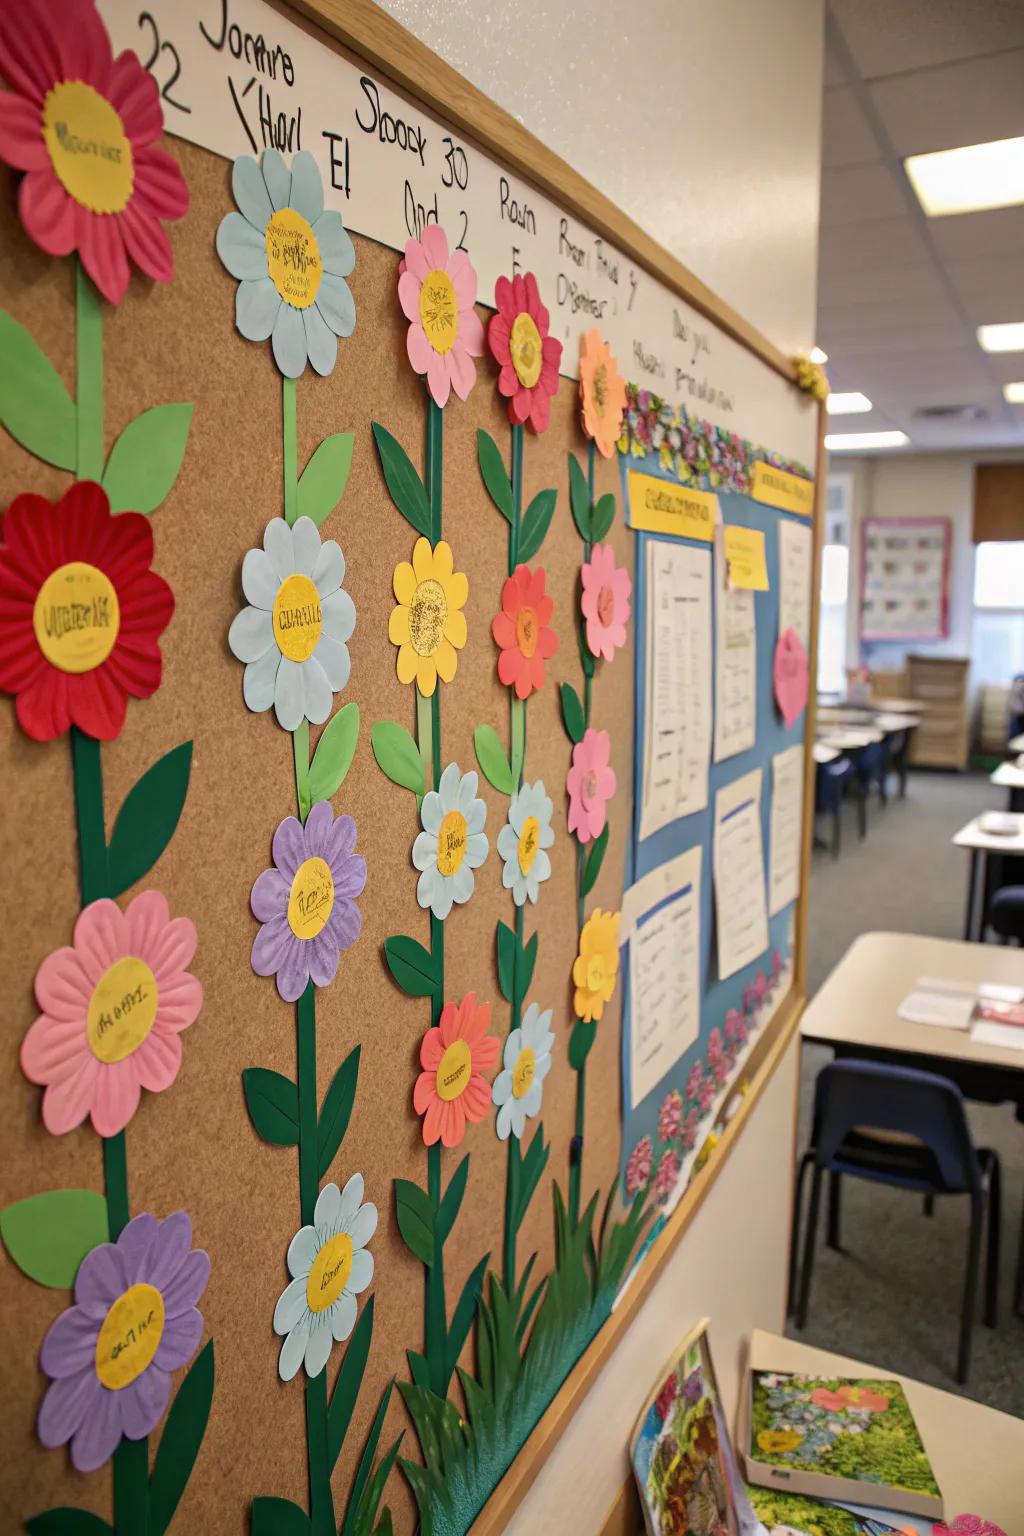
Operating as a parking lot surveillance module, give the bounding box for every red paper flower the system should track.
[0,0,188,305]
[0,481,174,741]
[488,273,562,432]
[491,564,558,699]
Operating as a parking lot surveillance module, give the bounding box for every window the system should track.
[817,475,852,694]
[974,541,1024,609]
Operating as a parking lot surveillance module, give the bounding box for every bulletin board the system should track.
[0,2,822,1535]
[860,515,951,642]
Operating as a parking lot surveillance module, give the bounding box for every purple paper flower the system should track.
[251,801,366,1003]
[38,1211,209,1472]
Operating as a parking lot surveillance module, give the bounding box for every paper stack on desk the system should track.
[898,978,1024,1039]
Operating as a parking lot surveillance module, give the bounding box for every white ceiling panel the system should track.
[819,162,909,225]
[945,256,1024,321]
[822,85,880,168]
[870,50,1024,157]
[828,0,1024,79]
[927,204,1024,260]
[818,260,946,305]
[818,216,931,272]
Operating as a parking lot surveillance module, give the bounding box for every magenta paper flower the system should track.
[21,893,201,1138]
[933,1519,1006,1536]
[754,970,768,1004]
[658,1089,683,1144]
[654,1148,681,1201]
[398,224,484,407]
[685,1062,704,1103]
[581,544,631,661]
[251,801,366,1003]
[38,1210,208,1471]
[566,727,616,844]
[681,1107,699,1150]
[698,1078,715,1112]
[771,947,784,981]
[743,980,758,1014]
[707,1026,723,1069]
[625,1134,653,1196]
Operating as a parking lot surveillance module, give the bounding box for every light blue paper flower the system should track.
[216,148,355,378]
[496,780,554,906]
[492,1002,554,1140]
[412,763,489,920]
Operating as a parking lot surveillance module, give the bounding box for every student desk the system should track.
[991,759,1024,811]
[953,812,1024,939]
[1009,732,1024,754]
[745,1330,1024,1533]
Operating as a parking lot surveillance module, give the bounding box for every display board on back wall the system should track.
[0,2,821,1533]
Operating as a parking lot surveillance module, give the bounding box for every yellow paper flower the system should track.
[757,1428,802,1455]
[389,537,468,696]
[579,328,627,458]
[794,355,829,402]
[572,908,621,1022]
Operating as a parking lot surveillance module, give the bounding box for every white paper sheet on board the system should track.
[713,768,769,979]
[640,541,712,839]
[778,517,813,648]
[713,530,756,762]
[769,744,804,915]
[628,846,702,1109]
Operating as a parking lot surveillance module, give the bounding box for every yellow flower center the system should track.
[585,953,608,993]
[33,562,120,674]
[436,1038,471,1102]
[306,1232,353,1313]
[437,809,468,877]
[511,1046,536,1100]
[510,312,542,389]
[419,268,459,355]
[95,1283,164,1390]
[42,81,133,215]
[287,857,335,940]
[515,605,539,659]
[593,362,608,414]
[87,957,158,1065]
[517,816,540,875]
[265,207,323,310]
[273,573,322,662]
[409,578,448,657]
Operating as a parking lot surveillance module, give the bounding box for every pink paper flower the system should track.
[685,1062,704,1103]
[707,1026,723,1068]
[933,1518,1006,1536]
[754,970,768,1003]
[743,981,758,1015]
[771,947,784,981]
[698,1078,715,1112]
[581,544,631,661]
[654,1148,681,1201]
[714,1058,731,1085]
[625,1134,653,1195]
[566,727,616,844]
[398,224,484,407]
[488,271,562,432]
[724,1008,743,1044]
[658,1089,683,1144]
[21,893,202,1138]
[681,1107,699,1149]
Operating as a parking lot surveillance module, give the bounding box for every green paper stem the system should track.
[510,699,525,792]
[75,261,103,482]
[502,900,527,1299]
[425,1140,447,1397]
[416,690,433,797]
[509,424,523,570]
[282,376,298,527]
[296,981,334,1532]
[293,719,311,822]
[71,728,108,903]
[426,399,443,544]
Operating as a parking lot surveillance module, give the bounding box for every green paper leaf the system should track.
[473,724,514,795]
[394,1180,434,1267]
[371,422,431,536]
[147,1339,214,1536]
[24,1513,113,1535]
[1,1189,108,1288]
[591,492,616,542]
[317,1046,360,1179]
[446,1251,489,1384]
[512,1128,549,1233]
[297,432,354,527]
[560,682,585,744]
[476,429,513,523]
[569,1020,597,1071]
[436,1154,469,1244]
[406,1350,430,1390]
[374,1509,394,1536]
[519,931,538,997]
[328,1294,375,1470]
[242,1068,299,1146]
[341,1383,396,1536]
[349,1425,403,1536]
[102,403,193,515]
[371,720,424,796]
[496,921,516,1003]
[568,452,592,541]
[383,935,438,998]
[580,823,610,897]
[308,703,360,804]
[106,742,192,898]
[0,310,76,471]
[251,1498,311,1536]
[518,487,557,563]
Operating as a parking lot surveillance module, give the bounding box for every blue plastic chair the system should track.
[852,739,889,835]
[789,1059,1001,1384]
[814,756,854,858]
[989,885,1024,945]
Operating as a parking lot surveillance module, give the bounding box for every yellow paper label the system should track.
[34,562,120,675]
[436,1038,471,1101]
[419,268,459,355]
[287,856,335,940]
[306,1232,353,1313]
[510,312,542,389]
[43,81,133,215]
[87,957,158,1065]
[723,526,769,590]
[265,207,322,310]
[511,1046,536,1100]
[514,606,539,659]
[517,816,540,875]
[409,579,447,657]
[627,472,716,540]
[437,810,468,877]
[95,1283,164,1390]
[273,573,322,662]
[750,461,814,517]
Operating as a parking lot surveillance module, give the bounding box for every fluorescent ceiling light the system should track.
[809,346,828,364]
[905,135,1024,216]
[978,322,1024,353]
[1005,382,1024,403]
[826,391,872,415]
[825,431,909,452]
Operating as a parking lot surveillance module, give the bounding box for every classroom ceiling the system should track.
[818,0,1024,454]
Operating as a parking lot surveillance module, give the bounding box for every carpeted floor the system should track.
[789,769,1024,1418]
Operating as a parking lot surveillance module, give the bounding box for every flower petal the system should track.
[216,210,268,281]
[232,154,273,230]
[228,604,274,664]
[303,301,338,377]
[314,210,355,277]
[274,656,306,731]
[236,278,280,343]
[289,150,325,223]
[272,302,309,379]
[316,272,355,339]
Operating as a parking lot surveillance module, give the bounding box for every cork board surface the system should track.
[0,129,634,1532]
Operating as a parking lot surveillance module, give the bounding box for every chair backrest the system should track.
[812,1059,980,1194]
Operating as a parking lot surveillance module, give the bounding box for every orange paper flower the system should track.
[579,329,627,458]
[413,992,499,1147]
[491,564,558,700]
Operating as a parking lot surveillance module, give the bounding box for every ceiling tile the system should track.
[828,0,1024,79]
[822,85,880,167]
[945,255,1024,321]
[870,49,1024,157]
[927,205,1024,260]
[817,260,945,305]
[819,162,908,225]
[818,215,931,273]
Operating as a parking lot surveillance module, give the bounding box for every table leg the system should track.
[963,849,979,941]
